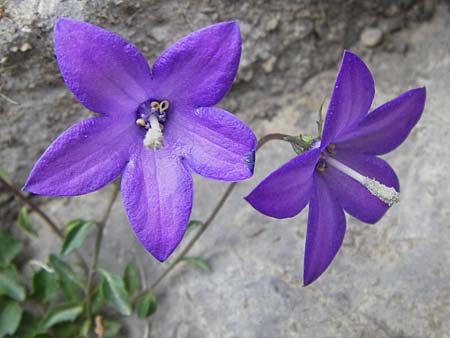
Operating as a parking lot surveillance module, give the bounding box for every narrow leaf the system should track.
[61,219,93,256]
[40,303,82,329]
[181,257,210,272]
[103,320,122,338]
[186,220,202,234]
[0,230,22,268]
[14,311,41,338]
[17,207,39,237]
[0,298,23,337]
[0,168,12,184]
[135,290,157,319]
[0,267,26,301]
[48,255,83,301]
[99,269,131,316]
[123,262,139,296]
[31,269,57,303]
[91,283,104,315]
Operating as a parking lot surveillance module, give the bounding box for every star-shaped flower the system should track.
[245,51,425,285]
[24,18,257,261]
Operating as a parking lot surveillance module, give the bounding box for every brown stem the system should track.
[149,132,289,290]
[85,183,120,323]
[0,176,89,272]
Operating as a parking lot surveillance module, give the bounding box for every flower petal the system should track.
[321,51,375,147]
[171,107,257,181]
[335,88,426,155]
[152,21,241,107]
[121,146,193,262]
[322,151,399,224]
[54,18,152,116]
[304,174,346,286]
[23,117,137,196]
[245,149,320,219]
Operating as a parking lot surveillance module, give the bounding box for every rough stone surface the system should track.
[1,1,449,338]
[361,27,383,47]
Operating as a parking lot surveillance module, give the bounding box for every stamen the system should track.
[135,118,146,127]
[326,157,399,206]
[144,114,164,150]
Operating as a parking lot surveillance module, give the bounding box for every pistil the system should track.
[136,100,169,150]
[326,157,399,206]
[144,114,164,150]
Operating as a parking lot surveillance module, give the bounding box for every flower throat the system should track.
[135,100,169,150]
[318,144,399,206]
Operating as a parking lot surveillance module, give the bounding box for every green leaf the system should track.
[48,255,83,301]
[123,262,139,296]
[135,290,157,319]
[91,283,104,315]
[40,303,82,329]
[31,269,57,303]
[186,220,202,234]
[61,219,93,256]
[14,311,42,338]
[0,230,22,268]
[181,257,210,272]
[99,269,131,316]
[17,207,39,237]
[0,168,12,185]
[103,320,122,338]
[0,298,23,337]
[52,322,81,338]
[0,267,25,301]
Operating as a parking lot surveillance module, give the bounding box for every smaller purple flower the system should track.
[245,51,425,285]
[24,18,257,261]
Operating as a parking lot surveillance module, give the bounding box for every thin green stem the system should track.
[85,183,120,322]
[0,176,89,272]
[149,132,289,290]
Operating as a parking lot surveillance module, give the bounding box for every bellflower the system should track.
[24,18,257,261]
[245,51,425,285]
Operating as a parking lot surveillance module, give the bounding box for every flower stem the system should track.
[149,132,289,290]
[0,176,89,272]
[86,182,120,322]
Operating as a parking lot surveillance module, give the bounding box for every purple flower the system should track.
[245,51,425,285]
[23,18,256,261]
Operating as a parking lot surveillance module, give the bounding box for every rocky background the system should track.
[1,0,449,337]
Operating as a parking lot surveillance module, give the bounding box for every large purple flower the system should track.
[24,18,257,261]
[245,51,425,285]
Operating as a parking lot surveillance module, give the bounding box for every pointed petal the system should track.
[245,149,320,219]
[323,151,399,224]
[54,18,152,116]
[335,88,426,155]
[23,117,137,196]
[152,21,241,107]
[121,147,193,261]
[321,51,375,147]
[171,107,257,181]
[304,174,346,286]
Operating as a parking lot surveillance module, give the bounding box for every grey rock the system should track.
[361,27,383,47]
[1,1,448,338]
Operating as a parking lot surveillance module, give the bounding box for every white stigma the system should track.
[144,114,164,150]
[326,157,399,206]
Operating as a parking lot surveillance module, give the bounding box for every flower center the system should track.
[317,144,399,206]
[135,100,169,150]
